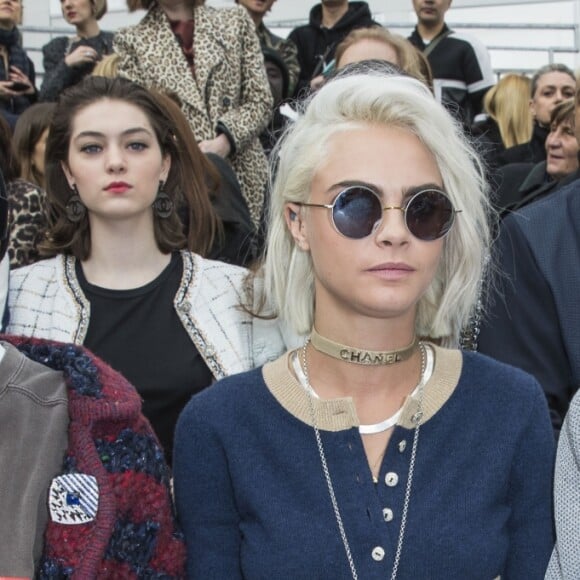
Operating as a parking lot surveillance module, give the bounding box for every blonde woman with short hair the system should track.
[40,0,113,102]
[174,69,555,579]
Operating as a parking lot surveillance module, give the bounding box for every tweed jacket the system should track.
[7,251,286,380]
[0,336,185,578]
[114,5,272,226]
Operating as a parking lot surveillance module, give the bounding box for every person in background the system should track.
[115,0,273,228]
[545,389,580,579]
[289,0,377,96]
[335,26,431,88]
[494,99,578,213]
[472,73,532,170]
[12,102,54,191]
[236,0,300,96]
[174,68,554,579]
[260,47,291,157]
[408,0,494,127]
[7,76,285,466]
[497,63,575,166]
[0,168,185,578]
[0,0,36,129]
[5,103,55,267]
[40,0,113,102]
[91,53,260,265]
[477,82,580,433]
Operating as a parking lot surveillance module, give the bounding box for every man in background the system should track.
[237,0,300,96]
[408,0,494,126]
[289,0,377,96]
[477,80,580,434]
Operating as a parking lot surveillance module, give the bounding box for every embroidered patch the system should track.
[49,474,99,525]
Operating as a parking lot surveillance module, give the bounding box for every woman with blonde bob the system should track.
[40,0,113,102]
[335,27,432,90]
[174,70,555,578]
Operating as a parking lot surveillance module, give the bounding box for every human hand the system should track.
[8,66,35,95]
[64,45,99,68]
[198,134,231,158]
[0,80,19,99]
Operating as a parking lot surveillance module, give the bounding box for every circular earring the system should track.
[153,180,174,219]
[65,185,87,223]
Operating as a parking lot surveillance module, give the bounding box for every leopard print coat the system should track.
[114,4,273,226]
[7,179,47,269]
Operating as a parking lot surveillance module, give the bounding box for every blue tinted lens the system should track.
[406,190,454,241]
[332,187,382,239]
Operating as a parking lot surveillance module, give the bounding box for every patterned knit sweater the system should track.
[2,335,185,578]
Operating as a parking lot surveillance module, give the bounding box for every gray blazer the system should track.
[545,390,580,579]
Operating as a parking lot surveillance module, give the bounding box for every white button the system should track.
[385,472,399,487]
[371,546,385,561]
[382,507,394,522]
[398,440,407,452]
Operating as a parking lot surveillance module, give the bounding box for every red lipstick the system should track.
[105,181,131,194]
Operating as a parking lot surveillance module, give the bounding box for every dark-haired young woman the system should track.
[7,76,285,465]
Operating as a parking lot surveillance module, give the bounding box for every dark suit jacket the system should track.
[478,178,580,431]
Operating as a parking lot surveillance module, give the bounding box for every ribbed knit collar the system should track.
[0,26,19,49]
[262,343,462,431]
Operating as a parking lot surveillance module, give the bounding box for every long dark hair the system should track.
[42,76,219,260]
[0,115,19,182]
[12,102,56,187]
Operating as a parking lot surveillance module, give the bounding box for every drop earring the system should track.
[65,185,86,223]
[153,180,174,218]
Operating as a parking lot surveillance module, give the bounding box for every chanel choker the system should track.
[310,327,418,366]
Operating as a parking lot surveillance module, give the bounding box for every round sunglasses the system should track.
[297,186,460,241]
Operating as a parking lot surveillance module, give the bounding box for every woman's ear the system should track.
[61,161,74,189]
[285,203,310,251]
[160,154,171,184]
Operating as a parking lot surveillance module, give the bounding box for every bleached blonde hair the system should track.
[263,71,491,346]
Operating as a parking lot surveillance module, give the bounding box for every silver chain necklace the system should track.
[300,341,429,580]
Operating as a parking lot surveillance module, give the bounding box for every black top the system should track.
[78,252,213,466]
[289,1,377,97]
[39,31,114,102]
[471,116,505,171]
[496,123,549,167]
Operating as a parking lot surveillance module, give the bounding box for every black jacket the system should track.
[496,123,549,167]
[39,32,114,102]
[408,24,494,126]
[494,162,580,216]
[289,2,376,97]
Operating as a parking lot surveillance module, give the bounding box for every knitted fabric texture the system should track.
[2,335,185,578]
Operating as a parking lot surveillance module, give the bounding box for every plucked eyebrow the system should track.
[72,127,153,142]
[326,180,446,201]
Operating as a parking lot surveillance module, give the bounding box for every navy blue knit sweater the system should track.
[174,345,555,579]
